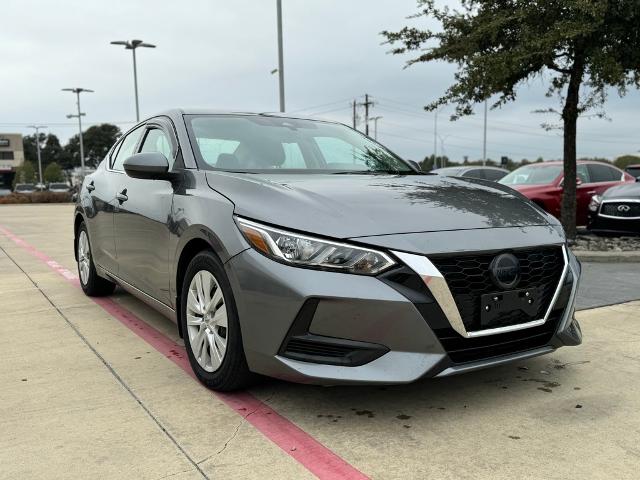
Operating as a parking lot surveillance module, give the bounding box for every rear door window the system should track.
[587,163,621,182]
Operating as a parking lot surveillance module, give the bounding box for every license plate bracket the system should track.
[480,287,543,327]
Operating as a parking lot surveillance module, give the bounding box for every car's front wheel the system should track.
[76,222,116,296]
[180,251,252,391]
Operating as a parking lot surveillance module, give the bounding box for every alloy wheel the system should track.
[186,270,229,372]
[77,230,91,285]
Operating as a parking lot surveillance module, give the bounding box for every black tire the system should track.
[180,250,253,391]
[77,221,116,297]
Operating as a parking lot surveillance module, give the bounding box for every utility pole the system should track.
[482,99,488,166]
[62,88,93,179]
[352,100,357,129]
[27,125,47,186]
[276,0,285,112]
[357,94,375,136]
[370,116,383,140]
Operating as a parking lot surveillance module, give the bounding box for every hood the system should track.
[602,182,640,200]
[206,172,551,239]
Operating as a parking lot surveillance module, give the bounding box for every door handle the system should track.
[116,188,128,204]
[86,181,95,192]
[586,190,596,195]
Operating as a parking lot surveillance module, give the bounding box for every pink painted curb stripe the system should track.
[0,225,368,480]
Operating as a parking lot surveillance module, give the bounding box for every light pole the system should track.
[276,0,285,112]
[111,39,156,121]
[62,88,93,178]
[370,116,383,140]
[482,99,488,166]
[433,106,445,169]
[27,125,47,186]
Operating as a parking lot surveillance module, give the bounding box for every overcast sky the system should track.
[2,0,639,162]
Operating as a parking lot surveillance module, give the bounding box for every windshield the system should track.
[499,165,562,185]
[15,184,34,191]
[49,183,67,189]
[186,115,415,174]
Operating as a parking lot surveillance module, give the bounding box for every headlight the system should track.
[235,217,396,275]
[588,195,602,212]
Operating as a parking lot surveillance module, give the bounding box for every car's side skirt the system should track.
[97,264,177,323]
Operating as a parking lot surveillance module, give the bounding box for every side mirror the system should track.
[576,177,583,186]
[123,152,172,180]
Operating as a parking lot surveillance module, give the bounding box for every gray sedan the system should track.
[74,109,581,391]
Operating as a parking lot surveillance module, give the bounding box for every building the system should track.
[0,133,25,188]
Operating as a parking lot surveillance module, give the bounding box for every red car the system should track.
[499,161,635,225]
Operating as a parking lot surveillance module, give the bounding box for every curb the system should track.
[572,250,640,263]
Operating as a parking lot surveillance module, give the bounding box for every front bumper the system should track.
[225,244,581,385]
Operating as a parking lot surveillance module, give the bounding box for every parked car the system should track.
[588,181,640,235]
[74,109,581,391]
[499,161,635,225]
[625,165,640,180]
[13,183,36,194]
[432,166,509,181]
[47,182,71,193]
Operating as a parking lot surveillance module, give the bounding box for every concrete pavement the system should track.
[1,203,640,479]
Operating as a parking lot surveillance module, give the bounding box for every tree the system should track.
[13,161,36,187]
[383,0,640,238]
[44,162,64,183]
[614,154,640,170]
[62,124,121,169]
[23,133,63,169]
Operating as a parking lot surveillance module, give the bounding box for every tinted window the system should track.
[626,166,640,178]
[187,115,414,174]
[463,169,486,179]
[587,163,620,182]
[484,169,508,181]
[577,164,590,183]
[500,165,562,185]
[140,128,173,165]
[111,126,144,171]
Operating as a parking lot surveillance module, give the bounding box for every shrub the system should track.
[0,192,72,205]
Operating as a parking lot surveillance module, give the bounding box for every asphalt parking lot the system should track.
[1,204,640,480]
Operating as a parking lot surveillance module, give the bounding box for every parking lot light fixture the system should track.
[62,88,93,179]
[111,39,156,122]
[26,125,47,187]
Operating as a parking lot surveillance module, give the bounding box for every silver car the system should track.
[74,110,581,391]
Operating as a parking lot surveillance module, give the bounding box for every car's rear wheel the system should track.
[180,251,252,391]
[77,222,116,296]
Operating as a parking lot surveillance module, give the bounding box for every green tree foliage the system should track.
[383,0,640,237]
[62,124,121,169]
[421,154,449,171]
[614,154,640,170]
[23,133,63,169]
[13,160,36,187]
[43,162,64,183]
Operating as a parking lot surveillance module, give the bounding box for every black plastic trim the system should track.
[278,298,389,367]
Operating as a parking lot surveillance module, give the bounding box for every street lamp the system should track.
[27,125,47,187]
[62,88,93,178]
[110,39,156,122]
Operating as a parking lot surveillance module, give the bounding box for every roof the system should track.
[154,108,327,123]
